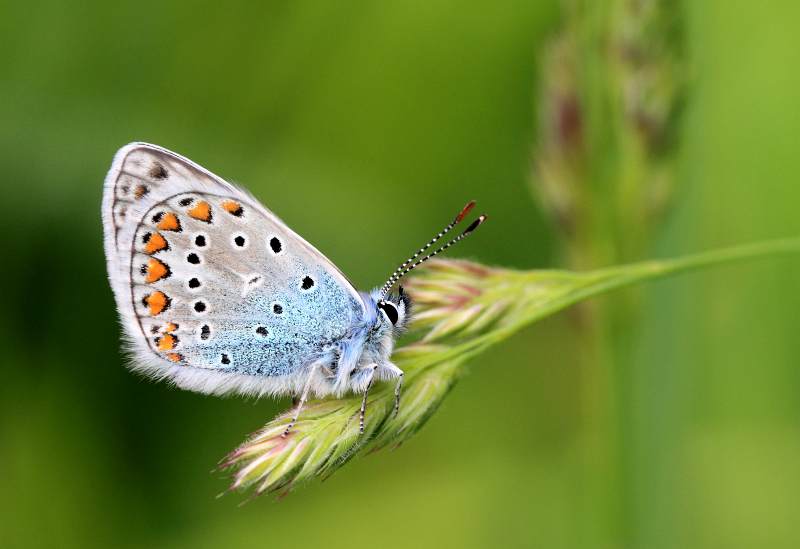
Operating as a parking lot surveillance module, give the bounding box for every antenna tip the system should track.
[464,214,487,234]
[455,200,477,223]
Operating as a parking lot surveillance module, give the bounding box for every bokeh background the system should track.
[2,1,800,548]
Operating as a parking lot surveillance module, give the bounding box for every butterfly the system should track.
[102,143,485,434]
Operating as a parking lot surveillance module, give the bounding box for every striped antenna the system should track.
[378,202,486,298]
[377,201,475,297]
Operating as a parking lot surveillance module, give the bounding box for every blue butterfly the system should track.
[102,143,485,433]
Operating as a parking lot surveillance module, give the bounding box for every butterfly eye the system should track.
[377,301,399,325]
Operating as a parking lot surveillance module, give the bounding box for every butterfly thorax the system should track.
[323,289,408,397]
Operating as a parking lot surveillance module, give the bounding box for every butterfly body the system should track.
[103,143,407,401]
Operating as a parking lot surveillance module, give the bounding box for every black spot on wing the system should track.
[150,163,169,180]
[269,237,282,254]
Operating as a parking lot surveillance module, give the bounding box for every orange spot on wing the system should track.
[156,333,178,351]
[133,184,149,199]
[144,232,168,254]
[145,258,170,283]
[166,352,183,363]
[144,291,170,316]
[222,200,243,216]
[157,212,181,231]
[164,322,178,333]
[187,201,212,222]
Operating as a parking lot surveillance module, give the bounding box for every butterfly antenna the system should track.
[379,202,487,298]
[378,201,476,297]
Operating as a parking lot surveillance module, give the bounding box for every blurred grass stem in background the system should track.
[535,0,683,266]
[534,1,684,544]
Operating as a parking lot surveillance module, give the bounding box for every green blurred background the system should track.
[2,1,800,548]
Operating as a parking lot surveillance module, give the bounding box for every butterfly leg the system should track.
[382,362,405,417]
[283,364,319,437]
[393,374,404,417]
[359,364,379,434]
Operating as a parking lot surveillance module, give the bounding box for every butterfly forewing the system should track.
[102,143,366,395]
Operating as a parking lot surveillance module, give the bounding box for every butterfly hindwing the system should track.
[102,143,366,396]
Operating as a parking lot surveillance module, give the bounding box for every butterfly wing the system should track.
[102,143,367,396]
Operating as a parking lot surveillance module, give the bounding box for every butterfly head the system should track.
[375,286,412,331]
